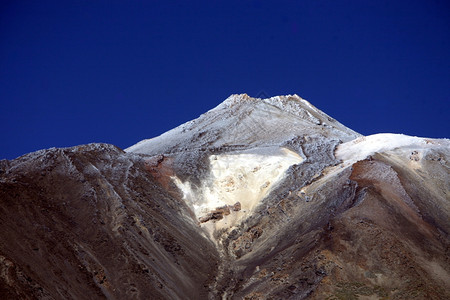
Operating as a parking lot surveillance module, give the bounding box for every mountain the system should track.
[1,94,449,299]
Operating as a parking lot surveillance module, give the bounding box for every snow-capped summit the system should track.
[1,94,449,299]
[126,94,362,233]
[125,94,360,156]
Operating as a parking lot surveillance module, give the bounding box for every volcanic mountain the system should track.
[1,94,449,299]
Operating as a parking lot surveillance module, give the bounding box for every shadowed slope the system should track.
[0,144,219,299]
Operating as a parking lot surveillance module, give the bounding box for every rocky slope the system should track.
[1,94,449,299]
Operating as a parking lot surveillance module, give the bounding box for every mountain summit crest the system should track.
[1,94,449,299]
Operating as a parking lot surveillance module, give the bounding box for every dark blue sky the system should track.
[1,1,449,159]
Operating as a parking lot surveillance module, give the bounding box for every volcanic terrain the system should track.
[1,94,449,299]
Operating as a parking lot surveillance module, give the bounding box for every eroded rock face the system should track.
[1,94,449,299]
[0,144,219,300]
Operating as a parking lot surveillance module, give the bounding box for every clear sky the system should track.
[1,1,449,160]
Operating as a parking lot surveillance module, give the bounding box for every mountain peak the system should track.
[126,94,360,156]
[218,93,302,107]
[125,94,363,235]
[1,93,449,299]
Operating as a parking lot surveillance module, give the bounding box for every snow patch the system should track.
[172,147,303,229]
[336,133,436,165]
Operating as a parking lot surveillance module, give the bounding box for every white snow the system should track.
[336,133,440,166]
[172,147,304,229]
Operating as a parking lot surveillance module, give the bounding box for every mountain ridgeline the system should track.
[1,94,449,299]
